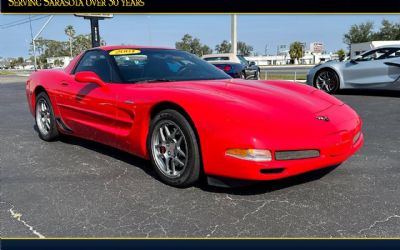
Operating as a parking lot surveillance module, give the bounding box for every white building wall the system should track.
[350,41,400,58]
[245,52,337,66]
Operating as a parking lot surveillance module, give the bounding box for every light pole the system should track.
[30,15,54,70]
[231,14,237,55]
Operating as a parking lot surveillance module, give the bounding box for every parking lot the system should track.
[1,75,399,238]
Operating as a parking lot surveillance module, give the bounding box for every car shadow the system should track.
[336,89,400,98]
[197,165,339,195]
[58,134,156,178]
[33,125,340,194]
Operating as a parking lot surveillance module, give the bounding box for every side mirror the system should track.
[249,61,256,66]
[349,59,358,64]
[75,71,106,87]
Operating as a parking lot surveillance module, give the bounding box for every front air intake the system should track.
[275,150,320,161]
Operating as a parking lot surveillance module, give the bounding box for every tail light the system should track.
[223,65,232,72]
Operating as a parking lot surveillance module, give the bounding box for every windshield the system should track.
[110,49,231,83]
[356,47,400,61]
[236,55,249,65]
[203,56,230,61]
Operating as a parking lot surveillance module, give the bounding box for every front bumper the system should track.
[204,122,363,181]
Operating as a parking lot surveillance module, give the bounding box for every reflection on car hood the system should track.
[160,79,337,114]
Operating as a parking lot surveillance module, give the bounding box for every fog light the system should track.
[225,149,272,162]
[275,150,320,160]
[353,131,361,144]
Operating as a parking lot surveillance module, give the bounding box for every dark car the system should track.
[202,53,260,80]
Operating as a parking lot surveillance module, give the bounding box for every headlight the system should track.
[225,149,272,162]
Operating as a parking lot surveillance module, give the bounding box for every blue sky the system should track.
[0,14,398,58]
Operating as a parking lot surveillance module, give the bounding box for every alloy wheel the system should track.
[151,120,188,178]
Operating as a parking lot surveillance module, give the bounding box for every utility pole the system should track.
[231,14,237,55]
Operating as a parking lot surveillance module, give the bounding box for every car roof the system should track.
[96,45,175,51]
[375,45,400,49]
[202,53,236,58]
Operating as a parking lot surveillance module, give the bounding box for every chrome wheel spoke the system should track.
[171,160,176,175]
[169,128,177,140]
[165,156,171,172]
[176,136,183,147]
[45,120,51,131]
[173,157,185,167]
[177,148,186,158]
[164,125,171,139]
[159,127,166,143]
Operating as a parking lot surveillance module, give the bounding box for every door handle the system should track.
[124,100,135,104]
[384,62,400,67]
[61,82,69,86]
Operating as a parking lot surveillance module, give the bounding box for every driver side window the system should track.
[358,48,391,61]
[74,51,112,82]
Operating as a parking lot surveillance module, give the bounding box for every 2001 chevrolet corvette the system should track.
[26,46,363,187]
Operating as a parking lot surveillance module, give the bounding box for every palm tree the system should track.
[289,42,304,64]
[337,49,346,61]
[64,25,75,58]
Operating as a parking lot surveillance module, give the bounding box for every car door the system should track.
[237,55,256,78]
[55,50,120,147]
[342,47,400,86]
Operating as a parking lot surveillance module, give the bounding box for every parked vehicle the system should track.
[307,46,400,94]
[27,46,363,187]
[202,53,260,80]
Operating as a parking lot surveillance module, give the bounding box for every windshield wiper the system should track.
[132,79,174,83]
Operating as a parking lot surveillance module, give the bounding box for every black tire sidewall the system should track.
[35,92,59,141]
[147,109,201,187]
[314,69,340,94]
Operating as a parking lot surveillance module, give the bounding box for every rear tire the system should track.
[147,109,201,187]
[35,92,59,141]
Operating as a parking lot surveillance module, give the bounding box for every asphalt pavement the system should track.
[1,76,399,238]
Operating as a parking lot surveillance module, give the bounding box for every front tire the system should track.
[254,69,260,80]
[313,69,340,94]
[147,109,201,187]
[35,92,59,141]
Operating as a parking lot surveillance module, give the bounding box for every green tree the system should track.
[72,34,92,56]
[175,34,212,56]
[10,57,24,68]
[289,41,304,64]
[343,21,374,46]
[53,59,63,67]
[43,40,69,57]
[200,45,212,56]
[337,49,346,61]
[215,40,231,53]
[373,19,400,40]
[237,41,254,56]
[64,25,76,58]
[215,40,254,55]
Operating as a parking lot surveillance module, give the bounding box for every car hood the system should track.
[162,79,338,114]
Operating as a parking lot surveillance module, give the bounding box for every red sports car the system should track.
[26,45,363,187]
